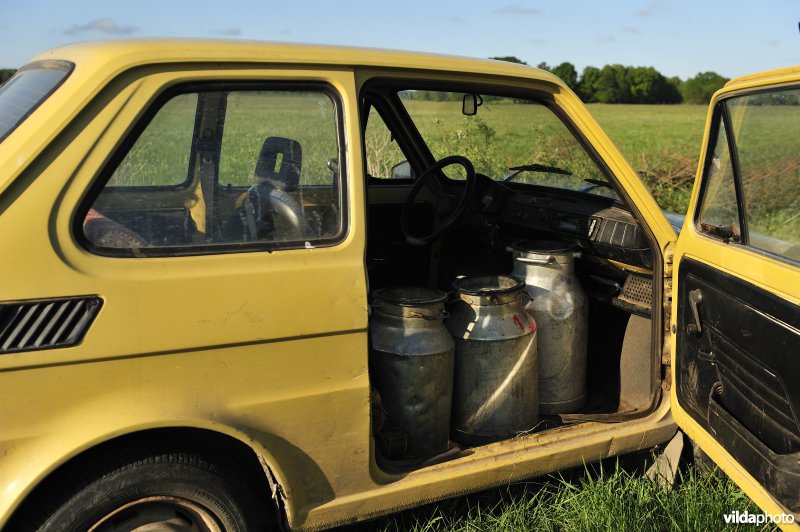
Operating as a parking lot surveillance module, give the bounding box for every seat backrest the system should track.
[254,137,303,191]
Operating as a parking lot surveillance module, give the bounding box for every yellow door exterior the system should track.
[0,60,372,527]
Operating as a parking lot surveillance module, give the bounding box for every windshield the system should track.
[397,90,616,198]
[0,61,72,143]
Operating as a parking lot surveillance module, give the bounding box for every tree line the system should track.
[491,56,727,104]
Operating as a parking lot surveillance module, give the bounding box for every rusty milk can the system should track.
[369,287,455,459]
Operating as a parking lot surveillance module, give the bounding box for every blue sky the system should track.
[2,0,798,79]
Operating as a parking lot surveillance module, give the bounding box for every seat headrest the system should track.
[254,137,302,191]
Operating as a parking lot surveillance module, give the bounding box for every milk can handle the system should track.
[521,288,534,303]
[514,255,555,265]
[409,310,451,320]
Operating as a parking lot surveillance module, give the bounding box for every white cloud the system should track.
[493,4,541,16]
[635,1,667,17]
[444,15,466,24]
[64,18,138,36]
[211,28,243,36]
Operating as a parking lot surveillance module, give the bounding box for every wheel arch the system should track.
[5,426,290,530]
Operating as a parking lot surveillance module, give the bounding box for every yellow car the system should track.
[0,41,797,530]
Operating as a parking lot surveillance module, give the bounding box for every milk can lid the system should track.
[371,286,448,306]
[451,275,524,296]
[512,240,578,254]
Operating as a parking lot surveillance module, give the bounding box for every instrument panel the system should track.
[501,193,652,268]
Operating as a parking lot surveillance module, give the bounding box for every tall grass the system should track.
[110,91,710,215]
[107,91,798,245]
[110,91,339,188]
[359,460,769,532]
[587,104,708,213]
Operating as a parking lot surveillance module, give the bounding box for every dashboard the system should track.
[474,178,652,269]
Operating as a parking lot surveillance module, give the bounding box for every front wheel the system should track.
[34,452,273,532]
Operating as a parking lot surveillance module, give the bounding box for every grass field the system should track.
[362,102,775,530]
[111,95,799,242]
[587,103,708,213]
[114,94,710,214]
[357,457,770,532]
[368,98,709,213]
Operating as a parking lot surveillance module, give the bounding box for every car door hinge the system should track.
[661,326,672,392]
[661,363,672,391]
[660,241,676,394]
[661,335,672,366]
[663,241,676,278]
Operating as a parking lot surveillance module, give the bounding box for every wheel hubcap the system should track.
[88,496,224,532]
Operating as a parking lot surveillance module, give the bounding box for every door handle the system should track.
[686,289,703,335]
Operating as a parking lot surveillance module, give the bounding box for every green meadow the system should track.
[358,459,770,532]
[369,99,708,212]
[588,103,708,213]
[113,94,709,214]
[110,93,797,244]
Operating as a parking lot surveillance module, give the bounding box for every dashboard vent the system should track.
[0,297,102,354]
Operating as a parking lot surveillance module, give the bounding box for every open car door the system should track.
[671,68,800,523]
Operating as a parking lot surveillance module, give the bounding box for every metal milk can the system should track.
[511,241,588,414]
[369,287,455,459]
[446,275,538,445]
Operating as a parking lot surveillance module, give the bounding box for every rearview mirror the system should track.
[462,93,483,116]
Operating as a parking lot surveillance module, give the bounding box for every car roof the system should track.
[31,38,563,85]
[724,65,800,91]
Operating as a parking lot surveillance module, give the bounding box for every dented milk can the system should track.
[369,287,455,459]
[446,275,538,445]
[511,241,588,414]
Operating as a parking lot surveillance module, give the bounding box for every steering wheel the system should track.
[401,155,478,246]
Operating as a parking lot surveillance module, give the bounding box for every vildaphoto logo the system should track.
[723,510,795,525]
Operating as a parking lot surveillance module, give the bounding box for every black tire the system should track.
[32,451,273,532]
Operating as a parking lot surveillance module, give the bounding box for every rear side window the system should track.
[696,88,800,262]
[81,84,346,256]
[0,61,72,142]
[107,93,198,187]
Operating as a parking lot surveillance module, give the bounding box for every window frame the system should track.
[693,87,800,266]
[361,78,623,202]
[75,80,348,258]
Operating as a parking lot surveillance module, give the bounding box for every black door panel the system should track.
[677,258,800,511]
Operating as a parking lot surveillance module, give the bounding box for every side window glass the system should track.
[83,87,344,255]
[107,94,197,187]
[364,106,409,179]
[218,91,338,188]
[398,90,613,198]
[730,90,800,260]
[696,118,742,241]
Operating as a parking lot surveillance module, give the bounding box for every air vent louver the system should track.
[0,297,101,353]
[612,275,653,318]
